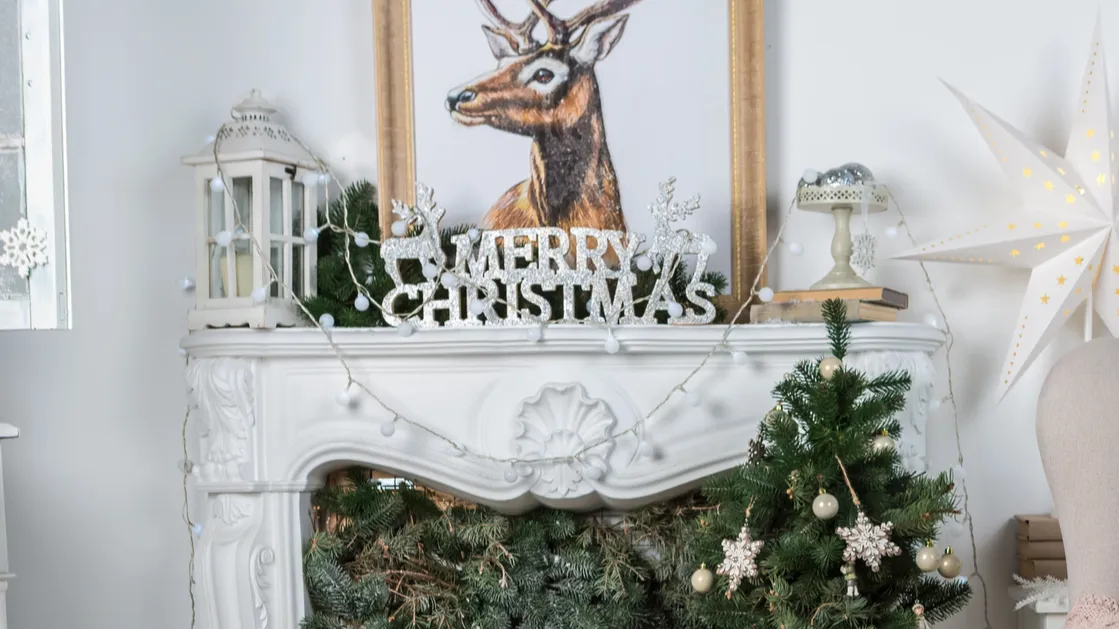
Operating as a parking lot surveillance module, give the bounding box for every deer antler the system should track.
[565,0,645,34]
[527,0,568,44]
[475,0,557,50]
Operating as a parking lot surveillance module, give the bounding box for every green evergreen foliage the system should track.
[678,299,971,629]
[301,181,728,327]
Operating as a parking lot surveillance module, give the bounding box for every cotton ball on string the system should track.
[758,287,774,302]
[440,272,459,289]
[397,321,415,338]
[210,176,225,192]
[303,227,320,243]
[583,463,604,481]
[503,466,519,483]
[635,254,653,272]
[469,301,486,316]
[178,347,188,357]
[604,329,620,354]
[638,441,657,459]
[380,417,397,437]
[668,301,684,318]
[422,263,439,280]
[354,294,371,312]
[318,173,330,185]
[731,350,748,366]
[786,240,803,256]
[301,172,320,187]
[251,286,268,303]
[884,225,899,239]
[214,230,233,247]
[700,239,717,255]
[923,313,940,329]
[684,387,702,408]
[205,135,216,145]
[467,228,481,242]
[180,277,195,292]
[354,231,371,248]
[318,313,335,330]
[391,221,408,237]
[335,387,354,407]
[526,324,543,342]
[802,169,820,184]
[192,522,204,537]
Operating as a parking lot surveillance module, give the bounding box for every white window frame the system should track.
[0,0,70,329]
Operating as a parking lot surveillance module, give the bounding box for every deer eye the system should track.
[532,68,555,84]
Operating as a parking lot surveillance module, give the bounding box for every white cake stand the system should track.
[796,182,889,290]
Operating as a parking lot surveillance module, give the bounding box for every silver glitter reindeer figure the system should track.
[381,182,447,287]
[645,177,712,271]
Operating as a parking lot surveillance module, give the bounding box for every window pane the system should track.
[292,181,304,237]
[0,0,21,136]
[270,244,284,298]
[292,244,303,298]
[269,177,283,235]
[231,177,252,232]
[0,150,27,298]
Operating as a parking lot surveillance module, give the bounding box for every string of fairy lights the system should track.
[178,127,990,629]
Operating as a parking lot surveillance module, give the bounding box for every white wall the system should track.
[0,1,1112,628]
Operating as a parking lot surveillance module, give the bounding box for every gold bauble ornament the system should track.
[819,356,842,380]
[691,563,714,593]
[937,547,962,579]
[915,540,939,572]
[812,489,839,520]
[871,429,897,453]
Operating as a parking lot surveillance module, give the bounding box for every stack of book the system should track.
[1016,514,1065,579]
[750,287,909,323]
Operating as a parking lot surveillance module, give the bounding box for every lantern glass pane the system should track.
[292,244,303,298]
[208,243,224,298]
[269,177,284,236]
[205,182,226,299]
[0,150,27,298]
[231,177,252,232]
[292,181,305,237]
[270,243,284,298]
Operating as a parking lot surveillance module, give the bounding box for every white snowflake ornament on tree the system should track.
[836,510,901,572]
[717,521,764,598]
[0,218,49,278]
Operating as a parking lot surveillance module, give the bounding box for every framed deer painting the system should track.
[373,0,765,310]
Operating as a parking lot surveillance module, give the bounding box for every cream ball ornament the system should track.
[915,540,940,572]
[691,564,714,593]
[819,356,842,380]
[871,430,897,453]
[812,489,839,520]
[937,547,962,579]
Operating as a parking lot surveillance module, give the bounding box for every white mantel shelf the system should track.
[181,322,944,629]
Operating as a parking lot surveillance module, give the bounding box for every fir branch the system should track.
[822,298,851,359]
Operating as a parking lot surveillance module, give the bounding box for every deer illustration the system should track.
[446,0,646,244]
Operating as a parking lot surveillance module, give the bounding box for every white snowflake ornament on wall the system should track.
[836,510,901,572]
[716,520,764,598]
[893,18,1119,400]
[0,218,49,278]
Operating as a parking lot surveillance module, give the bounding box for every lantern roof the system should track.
[182,89,319,169]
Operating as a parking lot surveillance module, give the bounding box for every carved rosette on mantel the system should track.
[180,322,943,629]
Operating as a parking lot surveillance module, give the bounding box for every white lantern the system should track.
[183,89,319,330]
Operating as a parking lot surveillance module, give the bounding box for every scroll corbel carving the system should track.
[188,357,256,482]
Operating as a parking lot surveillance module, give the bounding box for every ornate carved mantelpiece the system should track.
[181,323,943,629]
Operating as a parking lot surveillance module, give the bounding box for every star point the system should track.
[1041,294,1051,304]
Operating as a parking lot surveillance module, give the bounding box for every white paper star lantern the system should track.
[894,19,1119,400]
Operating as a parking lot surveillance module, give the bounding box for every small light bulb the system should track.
[788,242,803,256]
[318,173,330,185]
[391,221,407,237]
[318,313,335,330]
[398,321,414,338]
[685,389,702,407]
[354,294,371,312]
[758,287,775,303]
[635,255,653,272]
[467,228,481,242]
[380,419,396,437]
[885,225,899,239]
[250,286,268,303]
[923,313,940,329]
[205,135,216,145]
[604,330,620,354]
[192,523,204,537]
[802,169,820,183]
[503,467,519,483]
[180,277,196,292]
[440,272,459,289]
[354,231,370,248]
[422,263,439,279]
[210,177,225,192]
[701,239,718,255]
[526,325,543,342]
[214,231,233,247]
[303,227,320,243]
[667,301,684,318]
[302,172,319,187]
[731,350,748,366]
[335,390,352,407]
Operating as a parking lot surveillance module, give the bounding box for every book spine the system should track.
[1016,518,1063,541]
[1017,540,1065,560]
[1018,559,1067,580]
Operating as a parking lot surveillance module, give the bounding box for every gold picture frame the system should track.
[372,0,766,310]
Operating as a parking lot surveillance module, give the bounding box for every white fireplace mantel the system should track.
[180,322,943,629]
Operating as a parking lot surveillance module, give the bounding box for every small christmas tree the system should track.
[681,299,971,629]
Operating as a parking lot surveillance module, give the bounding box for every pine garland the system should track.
[301,181,729,327]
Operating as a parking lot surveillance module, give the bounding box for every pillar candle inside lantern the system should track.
[219,249,254,298]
